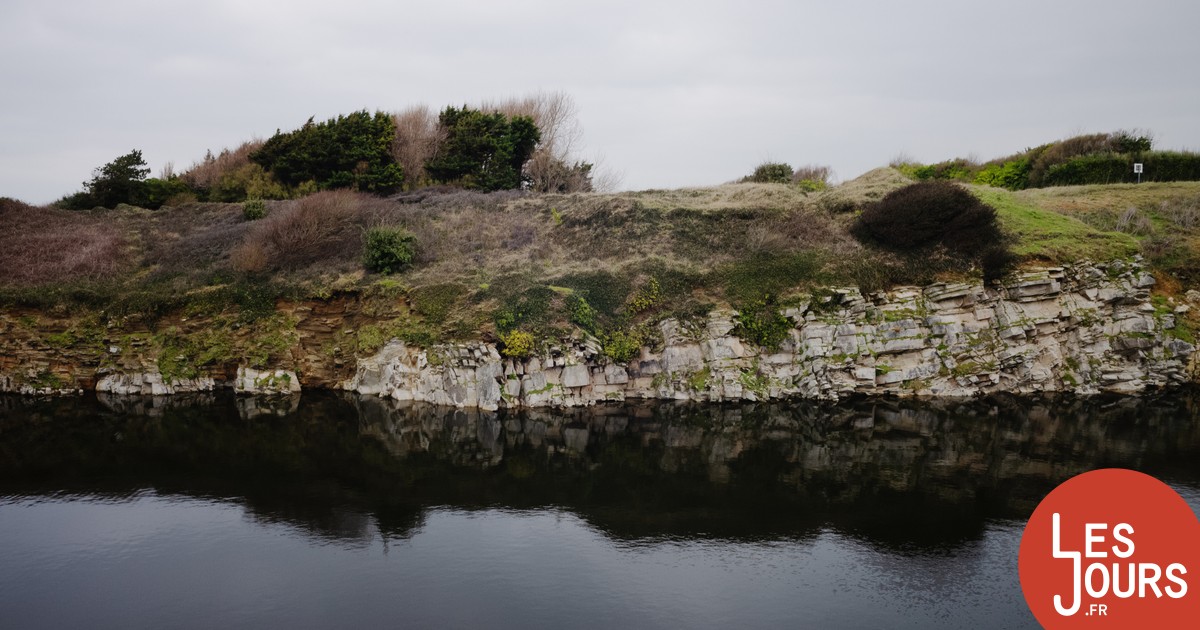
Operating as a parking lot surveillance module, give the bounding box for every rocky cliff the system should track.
[347,259,1196,408]
[3,259,1196,404]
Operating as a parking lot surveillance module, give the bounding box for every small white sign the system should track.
[1134,163,1144,174]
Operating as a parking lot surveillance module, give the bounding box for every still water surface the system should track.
[3,391,1200,629]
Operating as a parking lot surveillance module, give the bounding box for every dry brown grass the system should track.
[0,198,127,286]
[792,164,832,185]
[390,106,443,189]
[233,190,371,273]
[813,167,913,213]
[180,140,263,191]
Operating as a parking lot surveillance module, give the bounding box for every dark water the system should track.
[3,391,1200,629]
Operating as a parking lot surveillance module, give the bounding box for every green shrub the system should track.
[242,199,266,221]
[734,295,792,349]
[600,327,642,363]
[210,163,290,202]
[627,277,661,314]
[363,227,416,274]
[974,159,1031,190]
[794,179,826,192]
[1042,154,1129,186]
[499,329,535,359]
[566,294,597,332]
[1041,151,1200,186]
[141,177,193,209]
[425,106,541,191]
[907,158,977,182]
[744,162,793,184]
[252,110,405,194]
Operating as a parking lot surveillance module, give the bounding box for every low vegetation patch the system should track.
[363,227,417,275]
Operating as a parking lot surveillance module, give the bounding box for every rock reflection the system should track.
[2,391,1200,549]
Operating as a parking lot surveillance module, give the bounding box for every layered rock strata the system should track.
[3,260,1195,405]
[347,261,1195,409]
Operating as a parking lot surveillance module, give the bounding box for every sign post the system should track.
[1134,162,1144,184]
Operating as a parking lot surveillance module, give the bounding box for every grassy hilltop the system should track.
[3,115,1200,368]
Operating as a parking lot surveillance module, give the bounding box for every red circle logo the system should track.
[1019,468,1200,628]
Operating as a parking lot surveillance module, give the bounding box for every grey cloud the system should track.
[1,0,1197,203]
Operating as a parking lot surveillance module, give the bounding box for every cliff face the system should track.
[348,259,1195,408]
[2,260,1196,404]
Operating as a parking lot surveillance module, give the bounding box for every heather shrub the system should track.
[852,181,1002,256]
[981,246,1019,284]
[232,190,364,272]
[363,226,416,274]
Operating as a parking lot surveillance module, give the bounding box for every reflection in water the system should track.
[3,391,1200,629]
[3,390,1200,547]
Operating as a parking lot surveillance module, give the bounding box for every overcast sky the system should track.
[2,0,1197,203]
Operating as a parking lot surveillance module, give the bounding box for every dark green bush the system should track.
[363,227,416,274]
[981,246,1018,284]
[734,295,792,349]
[242,199,266,221]
[566,294,597,332]
[252,111,405,194]
[1042,154,1129,186]
[141,177,194,209]
[60,150,151,209]
[745,162,793,184]
[851,181,1015,284]
[851,181,1003,257]
[409,283,466,320]
[425,106,541,191]
[1040,151,1200,186]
